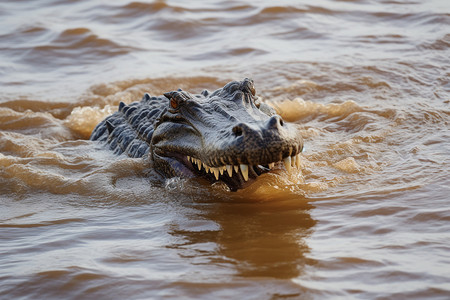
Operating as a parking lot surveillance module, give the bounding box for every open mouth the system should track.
[183,153,302,191]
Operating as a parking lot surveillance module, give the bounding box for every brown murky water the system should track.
[1,0,449,299]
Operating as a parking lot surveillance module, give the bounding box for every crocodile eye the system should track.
[170,98,178,109]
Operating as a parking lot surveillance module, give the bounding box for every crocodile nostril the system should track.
[267,115,284,129]
[232,125,243,137]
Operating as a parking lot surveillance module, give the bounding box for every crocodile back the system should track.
[90,94,166,158]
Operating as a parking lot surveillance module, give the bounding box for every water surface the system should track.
[1,0,449,299]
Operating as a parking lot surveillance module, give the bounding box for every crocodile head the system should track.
[151,78,303,191]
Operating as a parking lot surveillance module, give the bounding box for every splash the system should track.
[333,157,361,173]
[270,97,361,122]
[58,80,382,200]
[64,105,115,139]
[0,76,396,201]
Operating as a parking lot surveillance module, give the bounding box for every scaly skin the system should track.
[90,79,303,191]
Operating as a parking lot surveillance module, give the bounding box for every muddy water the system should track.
[1,0,449,299]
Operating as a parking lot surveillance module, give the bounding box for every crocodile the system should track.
[90,78,303,191]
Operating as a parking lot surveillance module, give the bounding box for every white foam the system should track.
[64,105,115,139]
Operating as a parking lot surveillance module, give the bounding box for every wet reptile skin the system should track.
[90,79,303,191]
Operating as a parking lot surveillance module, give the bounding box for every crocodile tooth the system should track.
[296,154,301,168]
[283,156,291,172]
[187,156,190,162]
[291,155,296,167]
[204,164,210,173]
[219,166,224,175]
[226,165,233,177]
[196,159,202,170]
[268,162,275,169]
[240,164,249,181]
[212,168,219,180]
[234,165,239,173]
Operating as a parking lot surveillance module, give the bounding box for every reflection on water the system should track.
[169,198,315,279]
[1,0,450,298]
